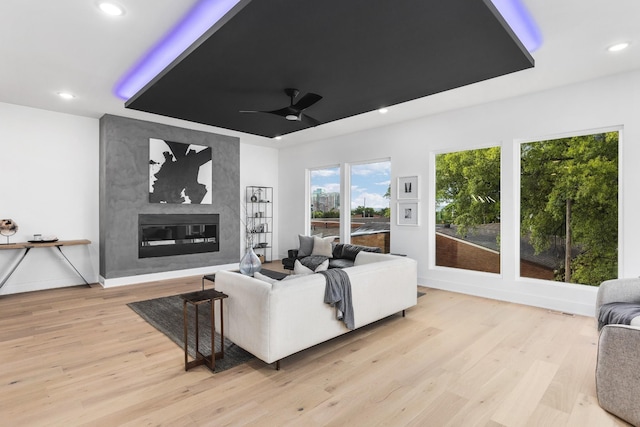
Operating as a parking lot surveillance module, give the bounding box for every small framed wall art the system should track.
[397,201,419,226]
[397,175,419,199]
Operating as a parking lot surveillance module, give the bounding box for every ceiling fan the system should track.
[240,88,323,126]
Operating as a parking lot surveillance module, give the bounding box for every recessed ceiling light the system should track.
[378,108,389,114]
[274,136,282,140]
[607,42,630,52]
[57,92,76,100]
[98,2,124,16]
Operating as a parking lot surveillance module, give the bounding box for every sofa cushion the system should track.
[294,259,329,275]
[340,243,381,260]
[329,258,354,269]
[354,251,395,266]
[341,243,371,260]
[598,302,640,330]
[311,236,334,257]
[341,244,360,261]
[332,243,344,259]
[298,235,315,256]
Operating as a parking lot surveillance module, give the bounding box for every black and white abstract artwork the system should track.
[149,138,213,204]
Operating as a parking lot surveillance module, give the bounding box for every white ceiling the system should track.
[1,0,639,147]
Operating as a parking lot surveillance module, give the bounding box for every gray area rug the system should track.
[128,295,254,372]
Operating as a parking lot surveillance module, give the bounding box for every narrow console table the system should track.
[0,239,91,289]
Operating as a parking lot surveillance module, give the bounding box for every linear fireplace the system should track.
[139,214,219,258]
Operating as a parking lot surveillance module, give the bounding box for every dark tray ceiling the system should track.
[126,0,534,138]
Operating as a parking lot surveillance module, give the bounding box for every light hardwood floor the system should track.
[0,265,629,427]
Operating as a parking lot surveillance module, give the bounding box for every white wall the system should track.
[240,142,279,260]
[0,102,280,293]
[0,103,99,294]
[278,69,640,316]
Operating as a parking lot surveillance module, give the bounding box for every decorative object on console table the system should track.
[0,219,18,244]
[245,186,273,263]
[239,246,261,275]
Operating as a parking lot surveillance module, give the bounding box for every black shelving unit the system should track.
[246,186,273,263]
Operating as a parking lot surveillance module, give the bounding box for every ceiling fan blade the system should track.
[293,93,322,111]
[240,108,295,120]
[266,106,297,118]
[300,113,322,127]
[241,109,289,117]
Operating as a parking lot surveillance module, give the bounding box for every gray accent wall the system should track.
[99,114,240,279]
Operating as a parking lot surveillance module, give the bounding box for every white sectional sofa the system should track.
[214,251,418,368]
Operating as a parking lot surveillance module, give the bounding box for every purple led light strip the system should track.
[491,0,542,52]
[115,0,541,102]
[114,0,242,100]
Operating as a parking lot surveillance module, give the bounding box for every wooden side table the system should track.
[180,289,228,372]
[201,273,216,290]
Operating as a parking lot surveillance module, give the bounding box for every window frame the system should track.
[514,126,623,286]
[306,164,342,240]
[348,158,392,250]
[429,142,503,276]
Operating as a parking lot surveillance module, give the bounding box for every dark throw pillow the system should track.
[341,244,363,261]
[332,243,344,259]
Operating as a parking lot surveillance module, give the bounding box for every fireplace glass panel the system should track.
[139,214,219,258]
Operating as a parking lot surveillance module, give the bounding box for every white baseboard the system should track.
[420,275,598,318]
[99,263,239,288]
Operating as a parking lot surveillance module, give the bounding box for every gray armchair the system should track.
[595,278,640,426]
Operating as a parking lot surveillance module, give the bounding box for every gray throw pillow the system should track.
[298,234,314,257]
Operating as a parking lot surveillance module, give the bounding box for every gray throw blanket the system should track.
[300,255,329,271]
[598,302,640,331]
[319,269,354,330]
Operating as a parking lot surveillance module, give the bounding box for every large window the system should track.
[350,160,391,252]
[520,131,619,286]
[310,166,341,240]
[435,146,501,273]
